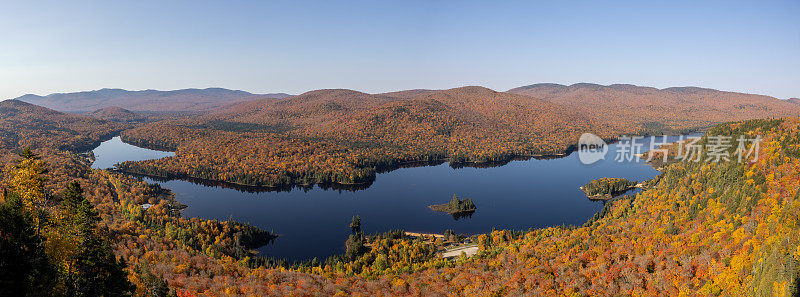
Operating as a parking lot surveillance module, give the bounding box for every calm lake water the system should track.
[92,136,174,169]
[92,135,694,262]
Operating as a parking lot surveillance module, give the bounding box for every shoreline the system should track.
[112,149,576,192]
[102,131,702,195]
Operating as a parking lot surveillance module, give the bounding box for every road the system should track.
[441,244,479,258]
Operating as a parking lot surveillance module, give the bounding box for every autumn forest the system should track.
[1,80,800,296]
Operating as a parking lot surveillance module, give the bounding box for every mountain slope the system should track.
[74,117,800,296]
[15,88,292,112]
[0,100,125,151]
[117,83,800,188]
[207,88,402,128]
[118,86,607,187]
[87,106,145,123]
[508,83,800,133]
[209,86,598,132]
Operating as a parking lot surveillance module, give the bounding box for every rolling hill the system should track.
[118,86,607,187]
[116,84,800,188]
[87,106,145,123]
[0,100,125,151]
[5,86,800,295]
[14,88,292,113]
[205,86,599,135]
[507,83,800,134]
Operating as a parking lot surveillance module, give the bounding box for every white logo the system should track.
[578,133,608,165]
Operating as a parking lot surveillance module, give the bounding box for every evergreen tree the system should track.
[462,198,475,210]
[18,147,40,160]
[10,147,49,234]
[449,194,460,210]
[349,215,361,233]
[345,232,365,261]
[444,229,456,242]
[61,182,84,214]
[60,181,133,297]
[3,151,132,296]
[0,192,56,297]
[446,195,476,212]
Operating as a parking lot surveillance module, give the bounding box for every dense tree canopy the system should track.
[582,177,638,197]
[5,92,800,295]
[118,87,611,188]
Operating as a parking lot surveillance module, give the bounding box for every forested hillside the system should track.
[118,86,611,188]
[116,84,800,189]
[204,117,800,295]
[0,100,125,151]
[0,103,277,296]
[87,106,147,124]
[262,118,800,296]
[508,83,800,134]
[6,86,800,295]
[5,102,800,295]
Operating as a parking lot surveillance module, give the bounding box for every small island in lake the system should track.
[429,195,477,215]
[581,177,639,200]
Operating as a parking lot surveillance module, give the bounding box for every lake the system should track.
[92,134,694,262]
[92,136,174,169]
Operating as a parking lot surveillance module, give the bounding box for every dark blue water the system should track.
[93,135,694,262]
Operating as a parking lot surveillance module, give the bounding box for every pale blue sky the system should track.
[1,0,798,99]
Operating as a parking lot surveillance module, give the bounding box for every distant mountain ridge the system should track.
[14,88,292,112]
[11,83,799,131]
[206,86,598,134]
[507,83,800,133]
